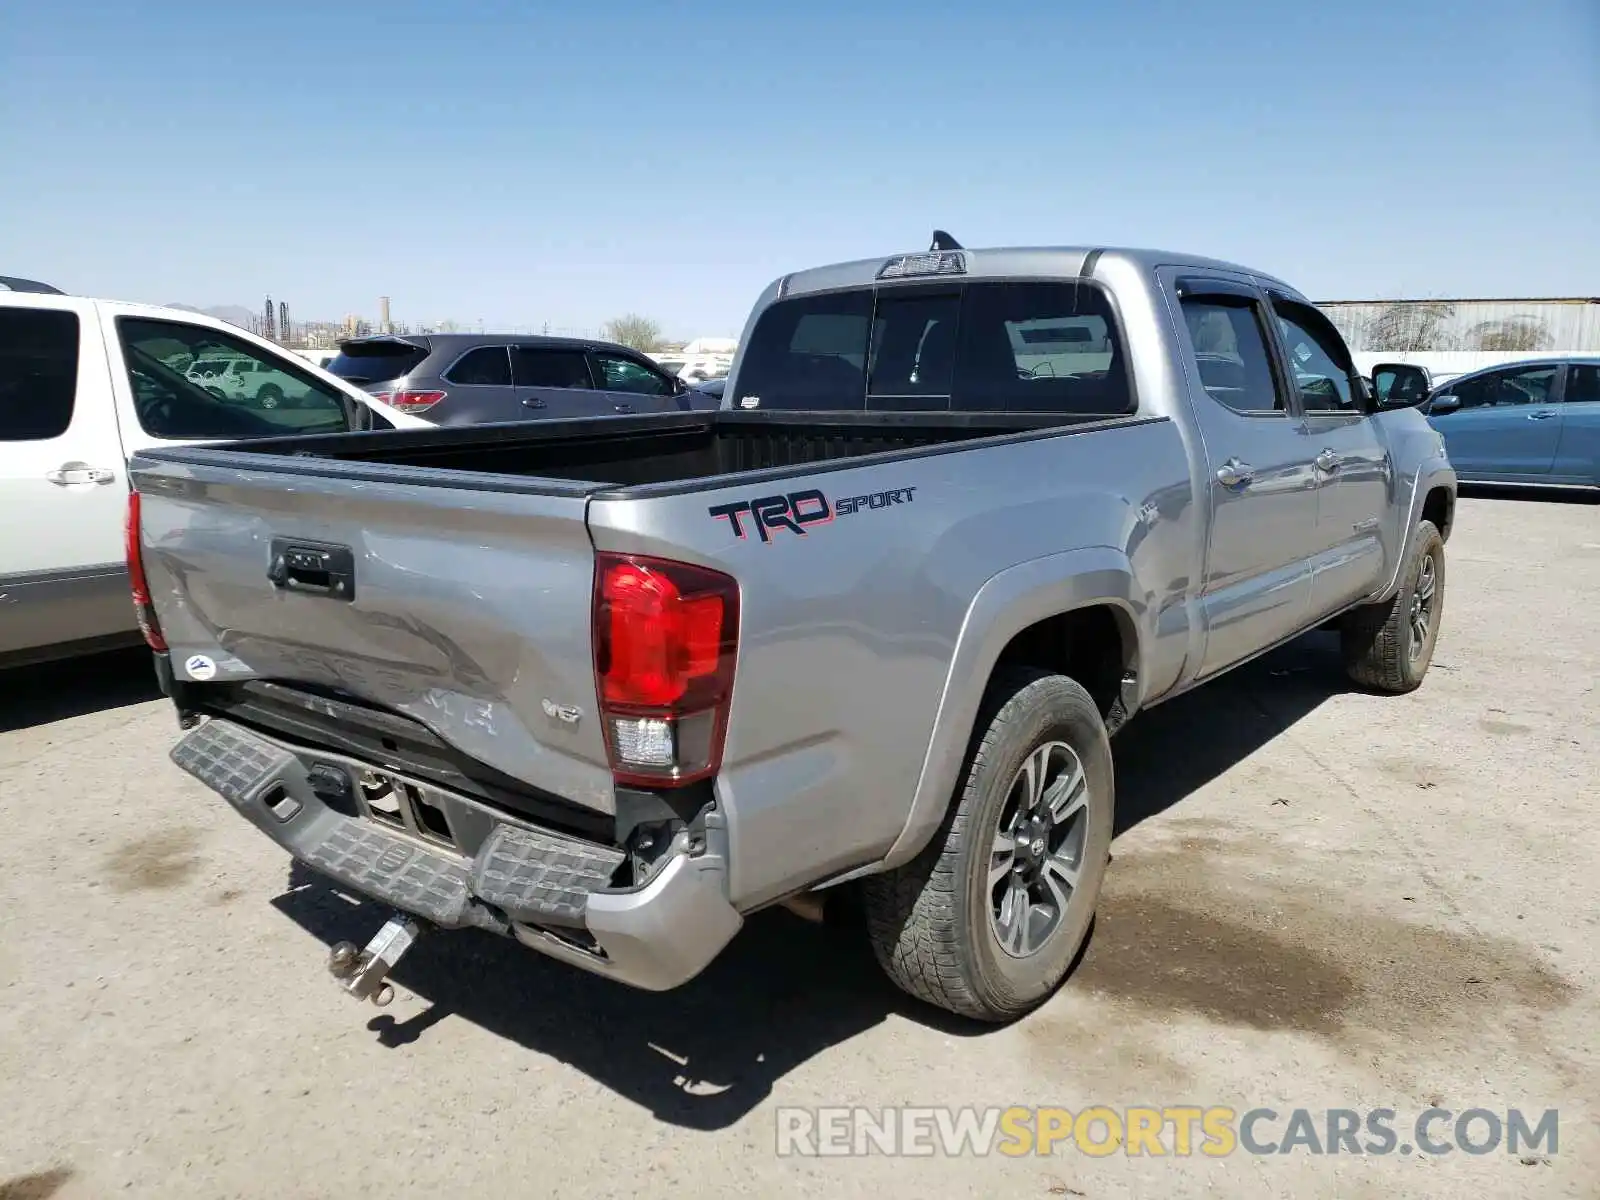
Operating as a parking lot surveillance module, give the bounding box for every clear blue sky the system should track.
[3,0,1597,337]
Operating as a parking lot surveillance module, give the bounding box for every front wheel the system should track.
[257,383,284,409]
[1341,519,1445,693]
[862,669,1114,1022]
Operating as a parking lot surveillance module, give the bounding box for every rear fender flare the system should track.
[879,546,1144,870]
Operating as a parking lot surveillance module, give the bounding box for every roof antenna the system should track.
[929,230,962,252]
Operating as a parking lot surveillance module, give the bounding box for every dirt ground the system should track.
[1,492,1595,1199]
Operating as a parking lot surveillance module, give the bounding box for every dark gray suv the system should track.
[325,333,698,424]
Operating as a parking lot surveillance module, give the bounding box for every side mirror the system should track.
[1371,362,1433,408]
[1428,392,1460,415]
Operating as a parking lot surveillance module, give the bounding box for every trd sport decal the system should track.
[709,486,917,543]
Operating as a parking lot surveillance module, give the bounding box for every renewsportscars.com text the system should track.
[774,1106,1559,1158]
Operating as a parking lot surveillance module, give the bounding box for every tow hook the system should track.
[327,914,420,1007]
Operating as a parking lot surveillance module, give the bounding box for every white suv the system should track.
[0,278,426,669]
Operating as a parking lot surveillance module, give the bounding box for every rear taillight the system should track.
[124,491,167,652]
[593,553,739,787]
[374,389,446,413]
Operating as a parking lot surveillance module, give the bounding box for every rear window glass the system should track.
[0,307,79,441]
[733,282,1132,414]
[954,282,1129,414]
[730,291,873,409]
[326,340,429,383]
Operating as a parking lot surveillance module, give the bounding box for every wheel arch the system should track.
[877,547,1144,872]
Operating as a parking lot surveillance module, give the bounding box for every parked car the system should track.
[325,333,700,423]
[130,239,1455,1022]
[1375,358,1599,489]
[0,280,426,670]
[686,376,725,409]
[184,357,308,409]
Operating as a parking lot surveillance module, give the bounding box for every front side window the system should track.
[1447,365,1558,411]
[117,318,353,439]
[1179,298,1284,415]
[1272,299,1358,413]
[0,307,79,442]
[593,354,673,396]
[443,346,512,386]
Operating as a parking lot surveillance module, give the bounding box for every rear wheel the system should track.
[257,383,284,409]
[1341,519,1445,693]
[862,670,1113,1022]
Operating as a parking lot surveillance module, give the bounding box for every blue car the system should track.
[1375,358,1600,491]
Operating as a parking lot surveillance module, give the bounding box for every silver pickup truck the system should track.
[130,241,1456,1022]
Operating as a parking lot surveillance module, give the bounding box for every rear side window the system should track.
[513,347,592,388]
[732,291,873,410]
[326,339,429,384]
[0,307,78,441]
[953,282,1130,414]
[1178,298,1284,414]
[444,346,512,386]
[117,318,354,439]
[1568,364,1600,405]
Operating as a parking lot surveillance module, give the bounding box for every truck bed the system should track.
[159,409,1124,496]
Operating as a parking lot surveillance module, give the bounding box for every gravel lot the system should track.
[1,493,1595,1200]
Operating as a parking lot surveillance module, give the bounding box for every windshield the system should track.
[326,340,429,384]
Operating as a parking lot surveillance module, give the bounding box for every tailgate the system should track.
[130,450,615,815]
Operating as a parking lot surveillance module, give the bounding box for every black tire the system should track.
[862,669,1114,1022]
[1341,519,1445,693]
[257,384,284,409]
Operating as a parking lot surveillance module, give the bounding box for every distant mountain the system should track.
[165,303,257,328]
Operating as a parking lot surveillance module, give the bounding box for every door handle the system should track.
[1526,410,1557,420]
[46,466,116,486]
[1215,458,1255,489]
[1315,448,1342,473]
[521,398,547,409]
[613,403,633,413]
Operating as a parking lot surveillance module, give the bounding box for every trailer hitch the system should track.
[327,913,421,1007]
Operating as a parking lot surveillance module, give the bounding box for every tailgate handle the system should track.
[268,539,356,601]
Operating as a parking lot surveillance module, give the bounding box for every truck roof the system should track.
[775,245,1298,299]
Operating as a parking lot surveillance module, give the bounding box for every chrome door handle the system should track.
[1315,448,1342,473]
[613,403,633,413]
[46,466,116,485]
[1215,458,1255,488]
[1527,410,1557,420]
[521,398,547,409]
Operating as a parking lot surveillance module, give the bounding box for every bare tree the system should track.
[1361,301,1457,352]
[1467,316,1551,352]
[437,319,462,333]
[602,314,663,352]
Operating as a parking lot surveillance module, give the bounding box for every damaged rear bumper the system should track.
[170,718,742,992]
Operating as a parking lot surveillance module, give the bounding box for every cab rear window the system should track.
[732,281,1132,414]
